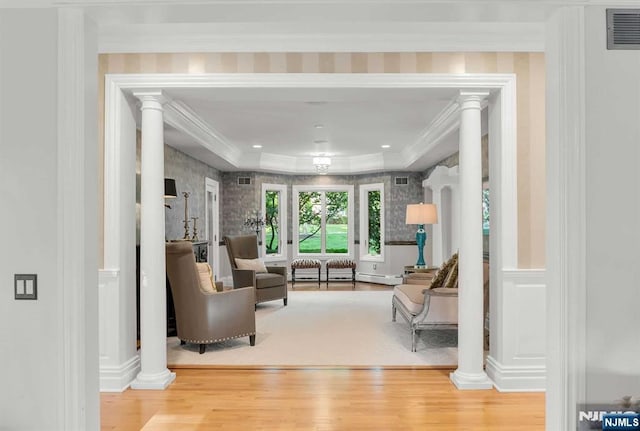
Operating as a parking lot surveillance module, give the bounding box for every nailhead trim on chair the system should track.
[291,258,322,269]
[180,332,256,344]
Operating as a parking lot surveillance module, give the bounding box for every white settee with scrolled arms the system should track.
[392,254,489,352]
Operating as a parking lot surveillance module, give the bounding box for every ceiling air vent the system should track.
[237,177,252,185]
[395,177,409,186]
[607,9,640,50]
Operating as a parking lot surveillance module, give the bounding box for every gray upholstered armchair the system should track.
[224,235,288,306]
[165,241,256,354]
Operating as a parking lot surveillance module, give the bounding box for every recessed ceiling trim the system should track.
[162,99,242,166]
[107,73,515,174]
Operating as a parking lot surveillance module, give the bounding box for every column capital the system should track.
[458,91,490,110]
[133,90,166,111]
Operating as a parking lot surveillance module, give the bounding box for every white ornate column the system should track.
[423,166,459,266]
[450,91,493,390]
[449,182,460,254]
[430,187,443,267]
[131,91,176,390]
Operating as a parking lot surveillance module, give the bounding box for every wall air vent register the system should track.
[607,9,640,50]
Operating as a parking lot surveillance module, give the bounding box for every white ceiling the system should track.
[160,86,467,174]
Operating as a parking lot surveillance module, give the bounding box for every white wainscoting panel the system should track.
[98,270,140,392]
[486,269,546,392]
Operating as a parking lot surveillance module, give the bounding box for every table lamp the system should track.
[405,203,438,268]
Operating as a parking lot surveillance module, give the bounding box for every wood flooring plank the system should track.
[101,368,544,430]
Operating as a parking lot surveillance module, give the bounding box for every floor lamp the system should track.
[405,203,438,268]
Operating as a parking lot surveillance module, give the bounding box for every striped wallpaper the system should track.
[98,52,545,269]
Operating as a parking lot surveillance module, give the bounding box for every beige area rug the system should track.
[167,290,458,367]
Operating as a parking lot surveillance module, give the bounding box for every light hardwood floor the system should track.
[101,368,545,430]
[107,281,544,429]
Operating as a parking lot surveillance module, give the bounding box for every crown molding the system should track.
[402,99,460,167]
[162,100,242,166]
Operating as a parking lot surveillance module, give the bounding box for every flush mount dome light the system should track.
[312,156,331,174]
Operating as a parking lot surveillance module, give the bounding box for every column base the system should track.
[130,369,176,390]
[450,369,494,390]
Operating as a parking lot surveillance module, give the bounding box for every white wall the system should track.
[0,8,63,430]
[584,5,640,403]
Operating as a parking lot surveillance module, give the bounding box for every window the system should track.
[359,183,385,262]
[293,185,354,257]
[261,183,287,261]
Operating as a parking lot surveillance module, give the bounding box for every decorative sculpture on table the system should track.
[182,191,191,240]
[405,203,438,268]
[191,216,199,241]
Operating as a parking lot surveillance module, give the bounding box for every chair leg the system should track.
[292,268,295,289]
[249,334,256,346]
[326,267,329,289]
[318,267,321,288]
[411,329,417,352]
[352,268,356,289]
[180,340,186,345]
[199,344,206,354]
[283,297,287,306]
[392,305,397,322]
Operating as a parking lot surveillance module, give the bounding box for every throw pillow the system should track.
[430,253,458,289]
[443,259,459,289]
[235,258,268,273]
[195,262,216,293]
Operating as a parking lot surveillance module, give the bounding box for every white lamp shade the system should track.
[405,203,438,225]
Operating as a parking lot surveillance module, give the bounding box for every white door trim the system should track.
[102,72,519,392]
[544,6,587,430]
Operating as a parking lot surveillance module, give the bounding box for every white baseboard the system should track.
[99,354,140,392]
[485,355,546,392]
[356,273,403,285]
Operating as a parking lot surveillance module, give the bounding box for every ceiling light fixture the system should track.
[381,145,391,149]
[314,124,324,129]
[312,156,331,175]
[252,144,262,149]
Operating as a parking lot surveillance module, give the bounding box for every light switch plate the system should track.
[15,274,37,300]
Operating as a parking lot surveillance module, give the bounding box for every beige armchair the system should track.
[165,241,256,354]
[224,235,288,306]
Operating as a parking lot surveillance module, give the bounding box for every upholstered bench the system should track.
[325,258,357,289]
[291,258,322,288]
